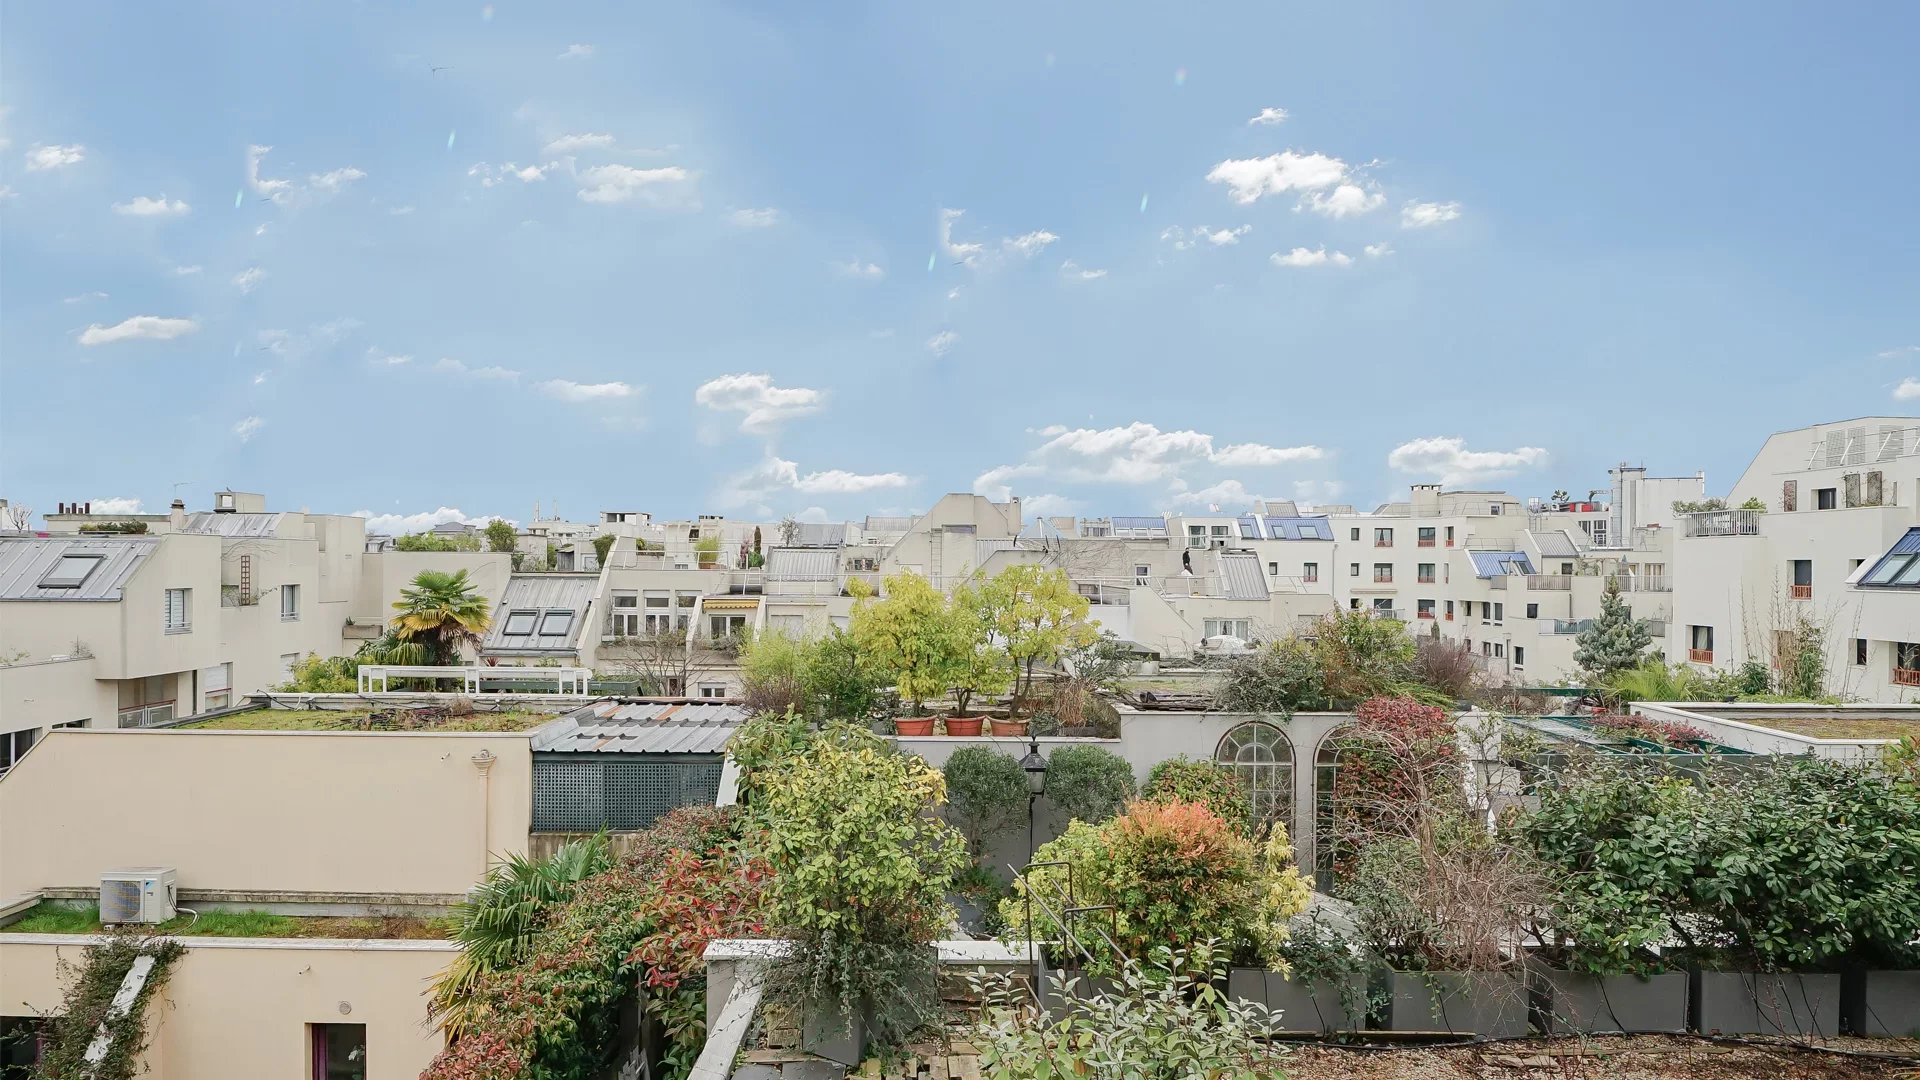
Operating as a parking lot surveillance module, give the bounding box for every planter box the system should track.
[1843,970,1920,1037]
[1539,970,1688,1034]
[1691,971,1840,1036]
[1229,968,1364,1032]
[1383,971,1530,1037]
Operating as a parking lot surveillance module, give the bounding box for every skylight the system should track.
[502,611,538,635]
[39,554,104,589]
[539,610,575,636]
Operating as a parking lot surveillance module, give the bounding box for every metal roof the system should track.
[0,537,159,601]
[791,522,847,547]
[1267,517,1334,541]
[181,511,284,538]
[1857,527,1920,589]
[1109,516,1168,533]
[1528,530,1580,559]
[534,700,749,754]
[1469,551,1536,578]
[1219,552,1269,600]
[766,547,838,582]
[482,573,600,653]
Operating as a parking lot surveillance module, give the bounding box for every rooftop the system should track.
[5,903,450,939]
[533,700,751,755]
[0,535,159,601]
[482,573,599,655]
[1855,526,1920,589]
[177,707,552,732]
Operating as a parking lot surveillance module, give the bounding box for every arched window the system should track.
[1313,728,1354,883]
[1215,721,1294,828]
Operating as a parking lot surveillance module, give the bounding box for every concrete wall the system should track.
[0,656,117,733]
[0,934,453,1079]
[0,727,533,898]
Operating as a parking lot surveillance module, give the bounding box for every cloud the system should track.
[724,456,911,505]
[245,144,293,201]
[728,207,778,227]
[927,331,959,357]
[1172,479,1257,508]
[1005,230,1059,258]
[1302,183,1384,218]
[469,161,557,187]
[253,371,268,384]
[1877,345,1920,360]
[353,507,499,535]
[232,267,268,294]
[542,132,615,157]
[795,506,831,524]
[833,259,885,280]
[1364,242,1393,258]
[794,468,912,494]
[576,164,689,203]
[309,166,366,193]
[1895,378,1920,401]
[1207,151,1348,204]
[695,373,823,433]
[1271,246,1352,267]
[367,347,413,366]
[63,291,107,303]
[1401,200,1462,228]
[938,208,986,265]
[539,378,636,401]
[113,195,190,217]
[1207,225,1252,245]
[557,43,594,60]
[89,497,143,515]
[940,208,1060,268]
[1160,224,1250,251]
[1021,493,1079,516]
[25,144,85,171]
[232,416,264,442]
[257,317,361,361]
[435,357,520,380]
[1060,259,1107,280]
[245,145,363,204]
[78,315,200,346]
[973,421,1325,498]
[171,264,203,275]
[1387,436,1548,484]
[1291,479,1346,503]
[1247,107,1289,126]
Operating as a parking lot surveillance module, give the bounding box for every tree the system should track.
[601,629,723,697]
[950,577,1014,716]
[483,519,518,553]
[971,565,1097,712]
[693,534,720,568]
[591,533,615,567]
[750,526,764,569]
[851,571,970,716]
[1215,637,1328,713]
[1,503,33,532]
[1045,745,1137,824]
[390,569,492,664]
[396,530,480,552]
[802,625,890,720]
[740,630,816,715]
[778,515,802,548]
[1308,609,1416,707]
[943,747,1030,858]
[1573,578,1652,680]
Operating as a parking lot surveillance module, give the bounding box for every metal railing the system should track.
[1463,537,1518,551]
[1607,575,1671,592]
[1789,584,1813,600]
[1548,619,1594,635]
[117,702,175,728]
[1894,668,1920,688]
[1688,648,1714,663]
[1684,510,1760,537]
[1804,424,1919,470]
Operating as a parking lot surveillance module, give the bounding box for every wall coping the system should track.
[0,932,460,952]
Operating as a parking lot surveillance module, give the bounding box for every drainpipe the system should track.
[471,749,496,877]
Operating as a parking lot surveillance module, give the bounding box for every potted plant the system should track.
[849,572,969,736]
[990,715,1030,738]
[944,577,1013,736]
[969,565,1097,719]
[1236,904,1370,1034]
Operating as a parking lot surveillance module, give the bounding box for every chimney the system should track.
[1410,485,1442,516]
[170,499,187,531]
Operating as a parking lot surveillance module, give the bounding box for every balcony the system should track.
[1370,608,1405,621]
[1894,668,1920,688]
[1416,609,1435,620]
[1548,619,1594,635]
[1418,538,1436,547]
[1789,584,1813,600]
[1526,574,1573,591]
[117,702,176,728]
[1688,648,1714,664]
[1607,575,1671,592]
[1374,539,1393,548]
[1683,509,1760,538]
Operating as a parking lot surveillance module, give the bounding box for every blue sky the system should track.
[4,2,1917,532]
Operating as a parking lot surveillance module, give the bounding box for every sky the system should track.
[3,2,1917,533]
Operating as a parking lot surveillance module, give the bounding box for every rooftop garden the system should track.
[178,706,550,732]
[5,903,450,939]
[1720,714,1920,741]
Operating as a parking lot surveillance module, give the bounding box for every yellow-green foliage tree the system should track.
[971,565,1097,713]
[950,577,1014,716]
[851,572,970,716]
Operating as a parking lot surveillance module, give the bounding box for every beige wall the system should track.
[0,728,532,898]
[0,656,116,733]
[0,934,452,1079]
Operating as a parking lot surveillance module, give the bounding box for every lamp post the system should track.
[1019,736,1047,866]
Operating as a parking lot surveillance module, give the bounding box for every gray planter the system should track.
[1843,970,1920,1037]
[1539,970,1688,1034]
[1383,971,1529,1037]
[1690,971,1840,1036]
[1228,968,1365,1033]
[801,1002,864,1066]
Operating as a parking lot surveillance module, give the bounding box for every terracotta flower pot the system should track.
[990,718,1030,738]
[893,717,936,736]
[943,717,985,736]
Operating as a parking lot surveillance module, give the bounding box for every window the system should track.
[1482,641,1492,656]
[1134,564,1152,585]
[1212,525,1230,539]
[1897,643,1920,685]
[1560,563,1574,575]
[1216,722,1294,827]
[698,683,729,699]
[311,1022,366,1080]
[1349,598,1361,609]
[1418,527,1436,547]
[1372,563,1393,583]
[1591,521,1608,545]
[767,614,806,637]
[40,554,103,589]
[1463,601,1473,618]
[281,583,300,620]
[1417,563,1435,583]
[202,663,232,712]
[1514,646,1525,667]
[1816,487,1838,510]
[164,589,190,632]
[1490,504,1503,516]
[1790,559,1813,599]
[1,728,39,774]
[1445,600,1454,620]
[1416,599,1435,619]
[1188,525,1207,549]
[710,613,748,640]
[502,610,538,636]
[1782,479,1798,512]
[609,592,640,637]
[538,610,574,637]
[1445,526,1455,546]
[1855,638,1868,666]
[1374,528,1393,547]
[1526,603,1538,619]
[1689,625,1714,663]
[1494,643,1505,658]
[1203,618,1252,640]
[1267,561,1279,577]
[1493,602,1504,623]
[1350,528,1361,541]
[676,592,698,633]
[1302,562,1319,582]
[1372,598,1394,614]
[1349,562,1360,577]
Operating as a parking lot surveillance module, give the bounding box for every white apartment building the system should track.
[0,492,511,771]
[1672,418,1920,700]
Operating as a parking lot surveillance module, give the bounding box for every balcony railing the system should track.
[1370,608,1405,621]
[1526,574,1573,591]
[1417,538,1436,547]
[1549,619,1594,635]
[117,702,175,728]
[1374,539,1393,548]
[1607,575,1671,592]
[1416,609,1435,620]
[1894,667,1920,688]
[1688,648,1714,663]
[1488,576,1507,590]
[1789,584,1813,600]
[1684,510,1760,538]
[1464,538,1517,551]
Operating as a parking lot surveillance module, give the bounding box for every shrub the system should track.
[591,533,615,566]
[802,625,890,721]
[1143,755,1252,833]
[944,747,1030,858]
[1344,813,1544,973]
[483,518,518,553]
[33,932,184,1080]
[1322,697,1460,884]
[1309,609,1417,706]
[741,632,816,716]
[1587,712,1709,747]
[395,529,480,551]
[1045,745,1136,825]
[1214,637,1328,713]
[275,651,359,693]
[1572,578,1653,680]
[1412,636,1479,703]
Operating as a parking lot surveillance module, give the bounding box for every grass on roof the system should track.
[178,708,550,732]
[1735,715,1920,741]
[6,903,451,939]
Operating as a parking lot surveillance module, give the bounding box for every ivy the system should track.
[33,932,185,1080]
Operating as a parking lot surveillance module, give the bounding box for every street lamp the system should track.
[1020,736,1047,865]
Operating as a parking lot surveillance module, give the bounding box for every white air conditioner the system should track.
[100,868,177,925]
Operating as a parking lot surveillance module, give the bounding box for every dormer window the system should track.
[502,610,538,636]
[539,611,575,637]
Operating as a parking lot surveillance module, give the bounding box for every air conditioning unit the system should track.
[100,868,177,925]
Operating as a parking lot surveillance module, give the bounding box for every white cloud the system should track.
[1302,183,1384,218]
[728,207,779,227]
[1878,345,1920,360]
[1364,242,1393,258]
[576,164,689,203]
[1021,493,1080,516]
[353,507,499,535]
[232,267,268,294]
[309,166,367,193]
[1895,378,1920,401]
[245,144,292,201]
[1271,246,1352,267]
[257,317,361,361]
[1207,225,1252,245]
[171,264,203,275]
[695,373,823,433]
[539,378,636,402]
[245,145,363,204]
[794,468,912,494]
[63,291,107,303]
[1401,200,1462,228]
[253,371,268,384]
[1162,225,1250,251]
[1387,436,1548,485]
[89,497,143,515]
[367,347,413,366]
[973,421,1325,498]
[1247,107,1290,126]
[25,143,84,171]
[435,357,520,380]
[113,195,190,217]
[232,416,264,442]
[833,259,885,280]
[927,331,959,357]
[724,456,911,505]
[389,205,416,216]
[557,43,594,60]
[938,208,986,265]
[940,208,1060,268]
[469,161,556,187]
[542,132,615,157]
[1059,259,1107,280]
[78,315,200,346]
[1005,230,1059,258]
[795,506,832,524]
[1172,479,1257,508]
[1207,151,1349,204]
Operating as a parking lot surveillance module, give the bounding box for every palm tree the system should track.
[390,569,492,665]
